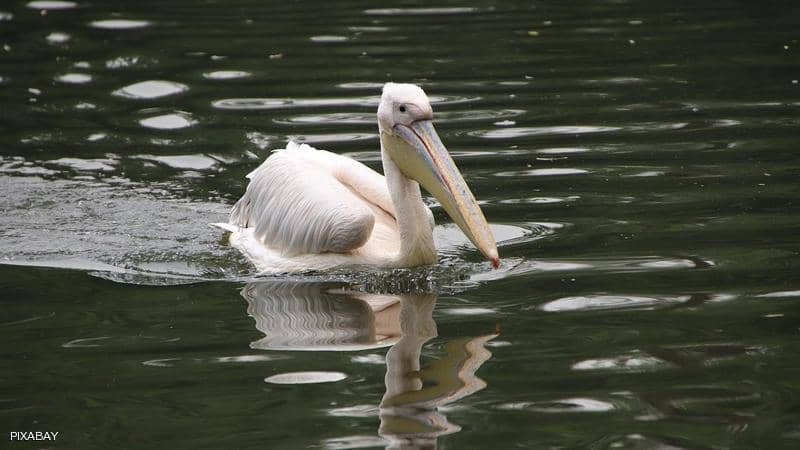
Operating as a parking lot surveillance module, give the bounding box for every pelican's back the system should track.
[230,142,390,256]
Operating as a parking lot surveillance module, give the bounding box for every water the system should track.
[2,0,799,448]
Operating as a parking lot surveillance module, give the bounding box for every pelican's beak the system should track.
[383,120,500,268]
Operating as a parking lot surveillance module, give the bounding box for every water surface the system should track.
[2,0,799,448]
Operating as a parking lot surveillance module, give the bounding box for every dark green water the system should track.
[2,0,799,448]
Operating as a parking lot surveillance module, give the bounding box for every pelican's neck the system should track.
[381,140,437,266]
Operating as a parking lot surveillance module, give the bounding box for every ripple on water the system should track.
[439,109,526,123]
[351,354,384,365]
[0,313,54,327]
[89,19,151,30]
[55,73,92,84]
[627,121,688,132]
[435,223,534,254]
[572,351,672,372]
[336,82,385,89]
[323,436,386,450]
[142,358,180,367]
[662,384,765,417]
[664,343,768,367]
[626,170,665,177]
[286,133,376,144]
[62,336,111,348]
[637,259,698,269]
[473,125,621,139]
[346,26,390,33]
[46,32,70,44]
[113,80,188,99]
[539,294,692,312]
[139,113,196,130]
[495,168,589,177]
[0,12,13,21]
[364,7,478,15]
[47,157,116,172]
[245,131,273,150]
[264,371,347,384]
[756,290,800,299]
[142,354,281,368]
[62,335,179,349]
[0,175,238,281]
[0,157,59,176]
[214,354,280,363]
[471,257,592,283]
[582,76,649,85]
[327,404,378,417]
[310,35,348,43]
[134,154,218,170]
[497,398,616,413]
[277,110,524,126]
[499,196,580,205]
[213,97,373,110]
[490,255,713,284]
[212,95,478,110]
[202,70,251,80]
[442,307,497,316]
[537,147,590,154]
[27,1,76,10]
[105,56,144,69]
[274,112,373,126]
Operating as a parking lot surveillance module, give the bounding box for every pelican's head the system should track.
[378,82,499,268]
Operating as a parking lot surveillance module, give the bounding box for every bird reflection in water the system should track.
[241,282,498,449]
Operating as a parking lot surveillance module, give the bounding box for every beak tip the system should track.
[489,249,500,269]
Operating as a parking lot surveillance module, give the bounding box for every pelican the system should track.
[215,83,499,273]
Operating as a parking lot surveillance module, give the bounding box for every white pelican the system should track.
[215,83,499,273]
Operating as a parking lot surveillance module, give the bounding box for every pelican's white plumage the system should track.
[217,83,497,273]
[231,142,400,255]
[220,141,424,272]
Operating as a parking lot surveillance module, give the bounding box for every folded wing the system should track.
[230,142,395,256]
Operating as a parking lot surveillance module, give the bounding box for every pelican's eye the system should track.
[398,105,407,113]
